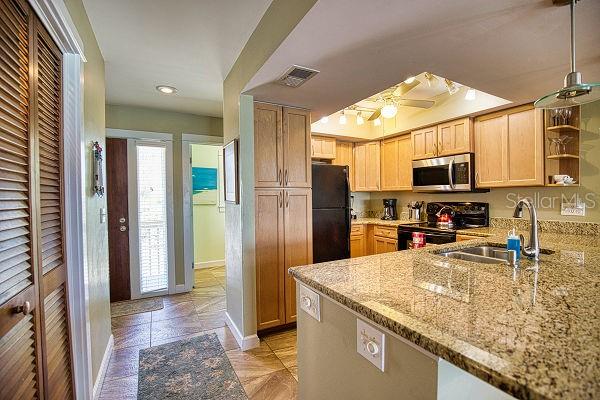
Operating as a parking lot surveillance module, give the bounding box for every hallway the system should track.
[99,267,298,399]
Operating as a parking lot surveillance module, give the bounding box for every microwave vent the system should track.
[277,65,319,88]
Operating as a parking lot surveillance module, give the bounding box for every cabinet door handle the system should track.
[278,169,282,185]
[13,301,31,315]
[278,192,282,208]
[286,191,289,207]
[285,169,289,186]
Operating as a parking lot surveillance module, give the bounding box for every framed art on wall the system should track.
[223,139,239,204]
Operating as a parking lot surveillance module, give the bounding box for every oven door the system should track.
[412,153,473,192]
[397,229,456,250]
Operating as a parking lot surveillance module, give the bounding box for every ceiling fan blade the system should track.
[367,108,381,121]
[397,99,435,109]
[392,80,420,97]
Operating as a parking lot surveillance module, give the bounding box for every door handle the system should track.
[278,169,282,185]
[119,217,126,223]
[13,301,31,315]
[285,191,289,207]
[285,169,289,186]
[120,226,127,232]
[278,192,282,208]
[448,159,455,189]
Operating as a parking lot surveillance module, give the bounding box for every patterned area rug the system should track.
[111,297,164,317]
[138,334,247,400]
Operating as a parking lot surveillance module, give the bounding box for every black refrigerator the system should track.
[312,163,351,263]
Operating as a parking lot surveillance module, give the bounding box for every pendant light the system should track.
[373,117,381,126]
[339,110,347,125]
[465,88,476,101]
[535,0,600,109]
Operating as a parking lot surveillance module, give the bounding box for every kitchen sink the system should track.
[439,246,511,264]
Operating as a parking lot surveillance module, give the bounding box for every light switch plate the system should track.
[299,284,320,321]
[357,318,385,371]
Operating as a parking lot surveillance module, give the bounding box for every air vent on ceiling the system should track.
[277,65,319,88]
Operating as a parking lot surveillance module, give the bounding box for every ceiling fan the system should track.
[366,79,435,121]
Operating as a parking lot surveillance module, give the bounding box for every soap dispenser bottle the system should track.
[507,228,521,260]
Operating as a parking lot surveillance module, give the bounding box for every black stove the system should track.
[397,202,489,250]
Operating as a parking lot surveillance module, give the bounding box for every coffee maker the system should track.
[381,199,398,220]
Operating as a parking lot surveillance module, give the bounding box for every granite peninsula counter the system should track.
[289,229,600,400]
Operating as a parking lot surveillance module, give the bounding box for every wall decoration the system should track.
[223,139,239,204]
[92,141,105,197]
[192,167,218,205]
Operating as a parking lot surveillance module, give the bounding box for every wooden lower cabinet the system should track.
[374,236,398,254]
[350,225,366,258]
[255,188,312,330]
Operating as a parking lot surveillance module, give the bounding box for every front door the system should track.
[106,138,131,302]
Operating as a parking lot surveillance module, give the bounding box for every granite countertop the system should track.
[351,217,420,227]
[289,229,600,400]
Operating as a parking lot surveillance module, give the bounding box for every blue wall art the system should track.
[192,167,218,205]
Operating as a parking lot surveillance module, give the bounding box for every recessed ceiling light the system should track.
[156,85,177,94]
[404,76,416,84]
[320,116,329,124]
[465,88,476,101]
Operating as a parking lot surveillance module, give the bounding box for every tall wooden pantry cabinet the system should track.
[254,103,313,330]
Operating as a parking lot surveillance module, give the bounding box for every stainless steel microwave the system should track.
[412,153,476,192]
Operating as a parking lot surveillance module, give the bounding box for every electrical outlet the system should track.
[299,284,320,321]
[561,199,585,216]
[356,318,385,371]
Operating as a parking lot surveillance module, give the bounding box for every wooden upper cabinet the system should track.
[381,134,412,191]
[437,118,473,156]
[254,104,311,188]
[283,188,312,324]
[311,135,336,159]
[283,107,311,188]
[255,189,286,330]
[354,141,380,191]
[332,141,354,191]
[475,104,544,188]
[254,103,283,187]
[411,126,438,160]
[475,114,506,187]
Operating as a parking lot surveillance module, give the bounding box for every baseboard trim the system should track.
[92,334,114,400]
[225,311,259,351]
[194,260,225,269]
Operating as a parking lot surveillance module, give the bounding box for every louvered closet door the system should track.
[32,19,73,400]
[0,0,43,399]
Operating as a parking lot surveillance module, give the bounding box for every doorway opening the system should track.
[189,143,226,292]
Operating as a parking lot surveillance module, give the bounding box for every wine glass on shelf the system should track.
[547,137,560,156]
[558,135,573,155]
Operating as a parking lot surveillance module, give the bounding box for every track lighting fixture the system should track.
[445,78,459,95]
[356,112,364,125]
[339,110,347,125]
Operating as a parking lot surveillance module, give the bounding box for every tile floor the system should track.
[99,266,298,399]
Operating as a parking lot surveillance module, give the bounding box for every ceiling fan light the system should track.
[339,111,347,125]
[373,117,381,126]
[465,88,476,101]
[381,103,398,119]
[356,112,364,125]
[320,116,329,124]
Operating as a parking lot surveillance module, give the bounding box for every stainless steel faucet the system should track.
[513,198,540,260]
